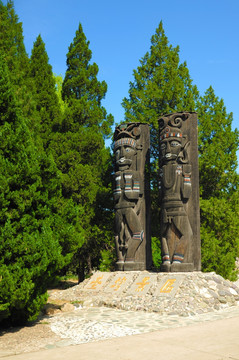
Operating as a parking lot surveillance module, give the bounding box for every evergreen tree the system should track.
[0,0,28,84]
[0,55,67,325]
[29,35,86,277]
[29,35,62,147]
[62,23,113,137]
[200,194,239,280]
[51,23,114,279]
[196,87,239,279]
[122,21,198,242]
[197,86,239,198]
[0,1,40,132]
[122,21,198,158]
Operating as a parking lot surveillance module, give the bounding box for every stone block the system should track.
[83,272,112,291]
[154,274,184,297]
[104,274,133,294]
[127,273,158,295]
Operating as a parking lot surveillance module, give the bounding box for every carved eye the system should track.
[171,141,180,147]
[160,143,166,150]
[125,147,132,152]
[115,149,120,156]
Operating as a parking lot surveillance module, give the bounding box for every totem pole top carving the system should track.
[158,112,190,166]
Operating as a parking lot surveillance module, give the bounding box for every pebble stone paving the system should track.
[48,305,239,348]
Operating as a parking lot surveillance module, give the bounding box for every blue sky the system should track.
[13,0,239,141]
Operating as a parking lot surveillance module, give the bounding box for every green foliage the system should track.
[0,0,38,129]
[151,237,161,268]
[62,23,113,137]
[200,196,239,280]
[50,23,114,279]
[54,74,68,114]
[122,21,198,159]
[196,87,239,279]
[29,35,62,146]
[98,249,115,272]
[28,32,87,276]
[197,86,239,198]
[0,56,66,325]
[0,0,28,83]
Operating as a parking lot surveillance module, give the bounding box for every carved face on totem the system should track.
[114,138,137,171]
[158,113,190,166]
[159,127,183,163]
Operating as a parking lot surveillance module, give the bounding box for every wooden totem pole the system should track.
[158,112,201,272]
[113,123,151,271]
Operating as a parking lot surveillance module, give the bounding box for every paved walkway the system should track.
[48,305,239,345]
[2,305,239,359]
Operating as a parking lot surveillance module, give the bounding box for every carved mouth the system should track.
[164,153,177,159]
[116,158,132,166]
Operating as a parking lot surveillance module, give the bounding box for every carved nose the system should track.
[166,142,171,152]
[120,147,125,157]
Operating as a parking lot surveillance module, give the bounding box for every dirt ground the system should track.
[0,280,78,357]
[0,321,60,357]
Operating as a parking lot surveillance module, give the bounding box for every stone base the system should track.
[51,271,239,318]
[115,261,146,271]
[160,263,194,272]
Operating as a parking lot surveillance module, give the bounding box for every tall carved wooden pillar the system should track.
[158,112,201,272]
[113,123,151,271]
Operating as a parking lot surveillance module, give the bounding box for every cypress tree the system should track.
[0,0,28,84]
[197,86,239,198]
[196,87,239,279]
[0,0,39,132]
[122,21,198,158]
[50,23,114,279]
[0,55,67,325]
[29,34,86,277]
[29,34,62,148]
[62,23,113,136]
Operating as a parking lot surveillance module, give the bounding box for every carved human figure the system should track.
[158,114,193,270]
[113,124,145,269]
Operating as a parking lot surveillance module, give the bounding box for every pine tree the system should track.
[29,35,62,148]
[0,55,67,325]
[51,23,114,279]
[196,87,239,279]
